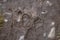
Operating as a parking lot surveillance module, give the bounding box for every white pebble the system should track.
[19,35,24,40]
[41,11,46,14]
[41,11,48,14]
[17,19,20,22]
[46,1,52,6]
[41,12,45,14]
[4,19,8,22]
[51,22,55,26]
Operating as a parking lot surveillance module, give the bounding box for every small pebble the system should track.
[51,22,55,26]
[17,19,20,22]
[46,1,52,6]
[4,19,8,22]
[19,35,24,40]
[17,16,21,22]
[41,11,48,14]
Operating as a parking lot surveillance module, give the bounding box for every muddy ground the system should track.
[0,0,60,40]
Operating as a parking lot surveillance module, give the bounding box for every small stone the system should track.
[46,1,52,6]
[17,19,20,22]
[4,19,8,22]
[51,22,55,26]
[41,10,48,14]
[17,16,21,22]
[19,35,24,40]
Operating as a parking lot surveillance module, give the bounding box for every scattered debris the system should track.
[51,22,55,26]
[46,1,52,6]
